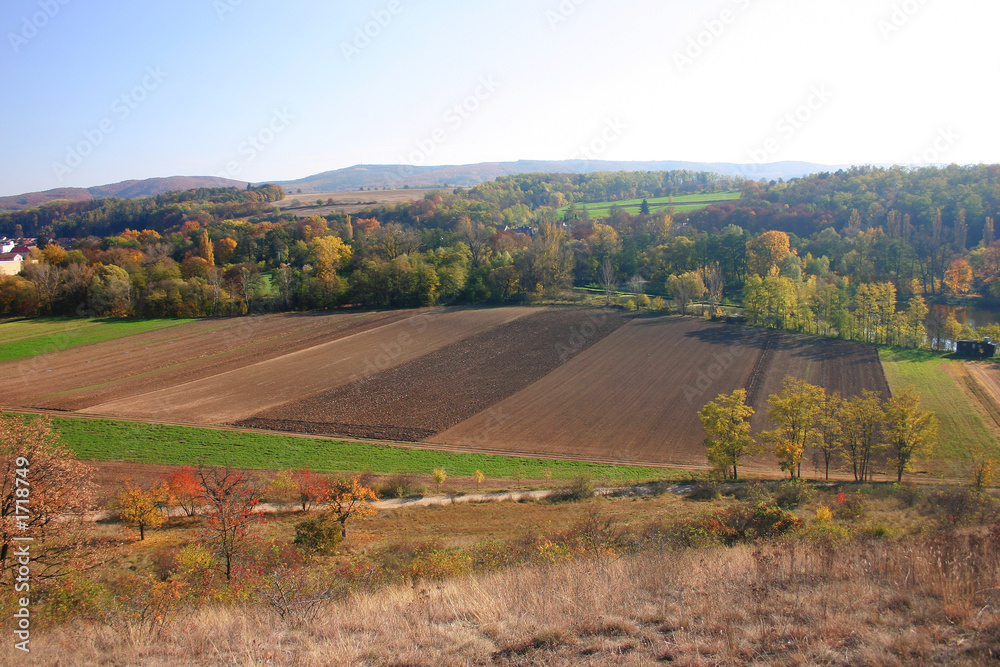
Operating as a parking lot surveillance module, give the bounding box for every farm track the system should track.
[956,362,1000,432]
[234,308,627,440]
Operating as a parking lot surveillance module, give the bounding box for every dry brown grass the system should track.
[10,524,1000,666]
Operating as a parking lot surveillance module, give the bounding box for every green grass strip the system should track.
[25,414,675,482]
[879,347,1000,471]
[0,318,194,363]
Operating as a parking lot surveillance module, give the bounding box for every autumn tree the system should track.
[117,481,166,540]
[292,469,331,512]
[746,230,791,277]
[944,258,973,295]
[814,391,843,480]
[213,237,238,265]
[702,262,725,315]
[326,475,378,537]
[198,466,260,581]
[883,387,937,482]
[667,271,705,316]
[761,377,825,478]
[199,229,215,265]
[839,391,885,482]
[163,466,202,517]
[698,389,757,481]
[0,415,97,580]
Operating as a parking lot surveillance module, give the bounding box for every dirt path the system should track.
[956,362,1000,433]
[85,483,687,522]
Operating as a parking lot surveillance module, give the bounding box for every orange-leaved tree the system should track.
[0,415,97,581]
[292,469,331,513]
[163,465,203,517]
[327,475,379,537]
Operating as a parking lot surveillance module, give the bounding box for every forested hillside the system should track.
[2,165,999,351]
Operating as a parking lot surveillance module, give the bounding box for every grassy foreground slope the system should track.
[879,348,1000,473]
[0,317,194,362]
[32,414,671,481]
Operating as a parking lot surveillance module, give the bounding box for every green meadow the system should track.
[0,317,194,363]
[25,414,675,482]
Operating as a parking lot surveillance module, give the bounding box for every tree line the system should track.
[698,378,937,483]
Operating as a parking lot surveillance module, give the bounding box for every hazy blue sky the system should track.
[1,0,997,195]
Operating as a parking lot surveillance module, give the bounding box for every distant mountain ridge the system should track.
[1,160,853,211]
[0,175,247,211]
[267,160,850,193]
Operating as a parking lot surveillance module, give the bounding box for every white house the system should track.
[0,240,14,254]
[0,252,24,276]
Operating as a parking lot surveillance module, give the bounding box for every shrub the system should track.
[550,476,595,502]
[924,487,999,526]
[774,479,815,509]
[833,490,866,520]
[707,501,802,545]
[733,481,772,505]
[814,505,833,523]
[379,473,420,499]
[293,512,344,554]
[685,480,720,501]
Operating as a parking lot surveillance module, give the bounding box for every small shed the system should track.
[956,339,996,357]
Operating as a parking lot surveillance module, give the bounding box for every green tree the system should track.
[698,389,757,480]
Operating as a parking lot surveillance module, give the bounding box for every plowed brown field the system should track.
[0,310,415,411]
[1,308,890,468]
[81,307,534,423]
[235,308,626,441]
[432,317,889,465]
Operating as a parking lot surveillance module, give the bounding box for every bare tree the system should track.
[198,466,260,582]
[600,257,616,306]
[703,262,725,316]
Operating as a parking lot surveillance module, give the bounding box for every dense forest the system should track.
[2,165,999,347]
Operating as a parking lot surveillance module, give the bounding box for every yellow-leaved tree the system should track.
[761,376,825,479]
[698,389,757,481]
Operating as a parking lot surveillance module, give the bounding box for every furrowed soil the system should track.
[235,307,626,441]
[433,317,889,465]
[79,307,535,424]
